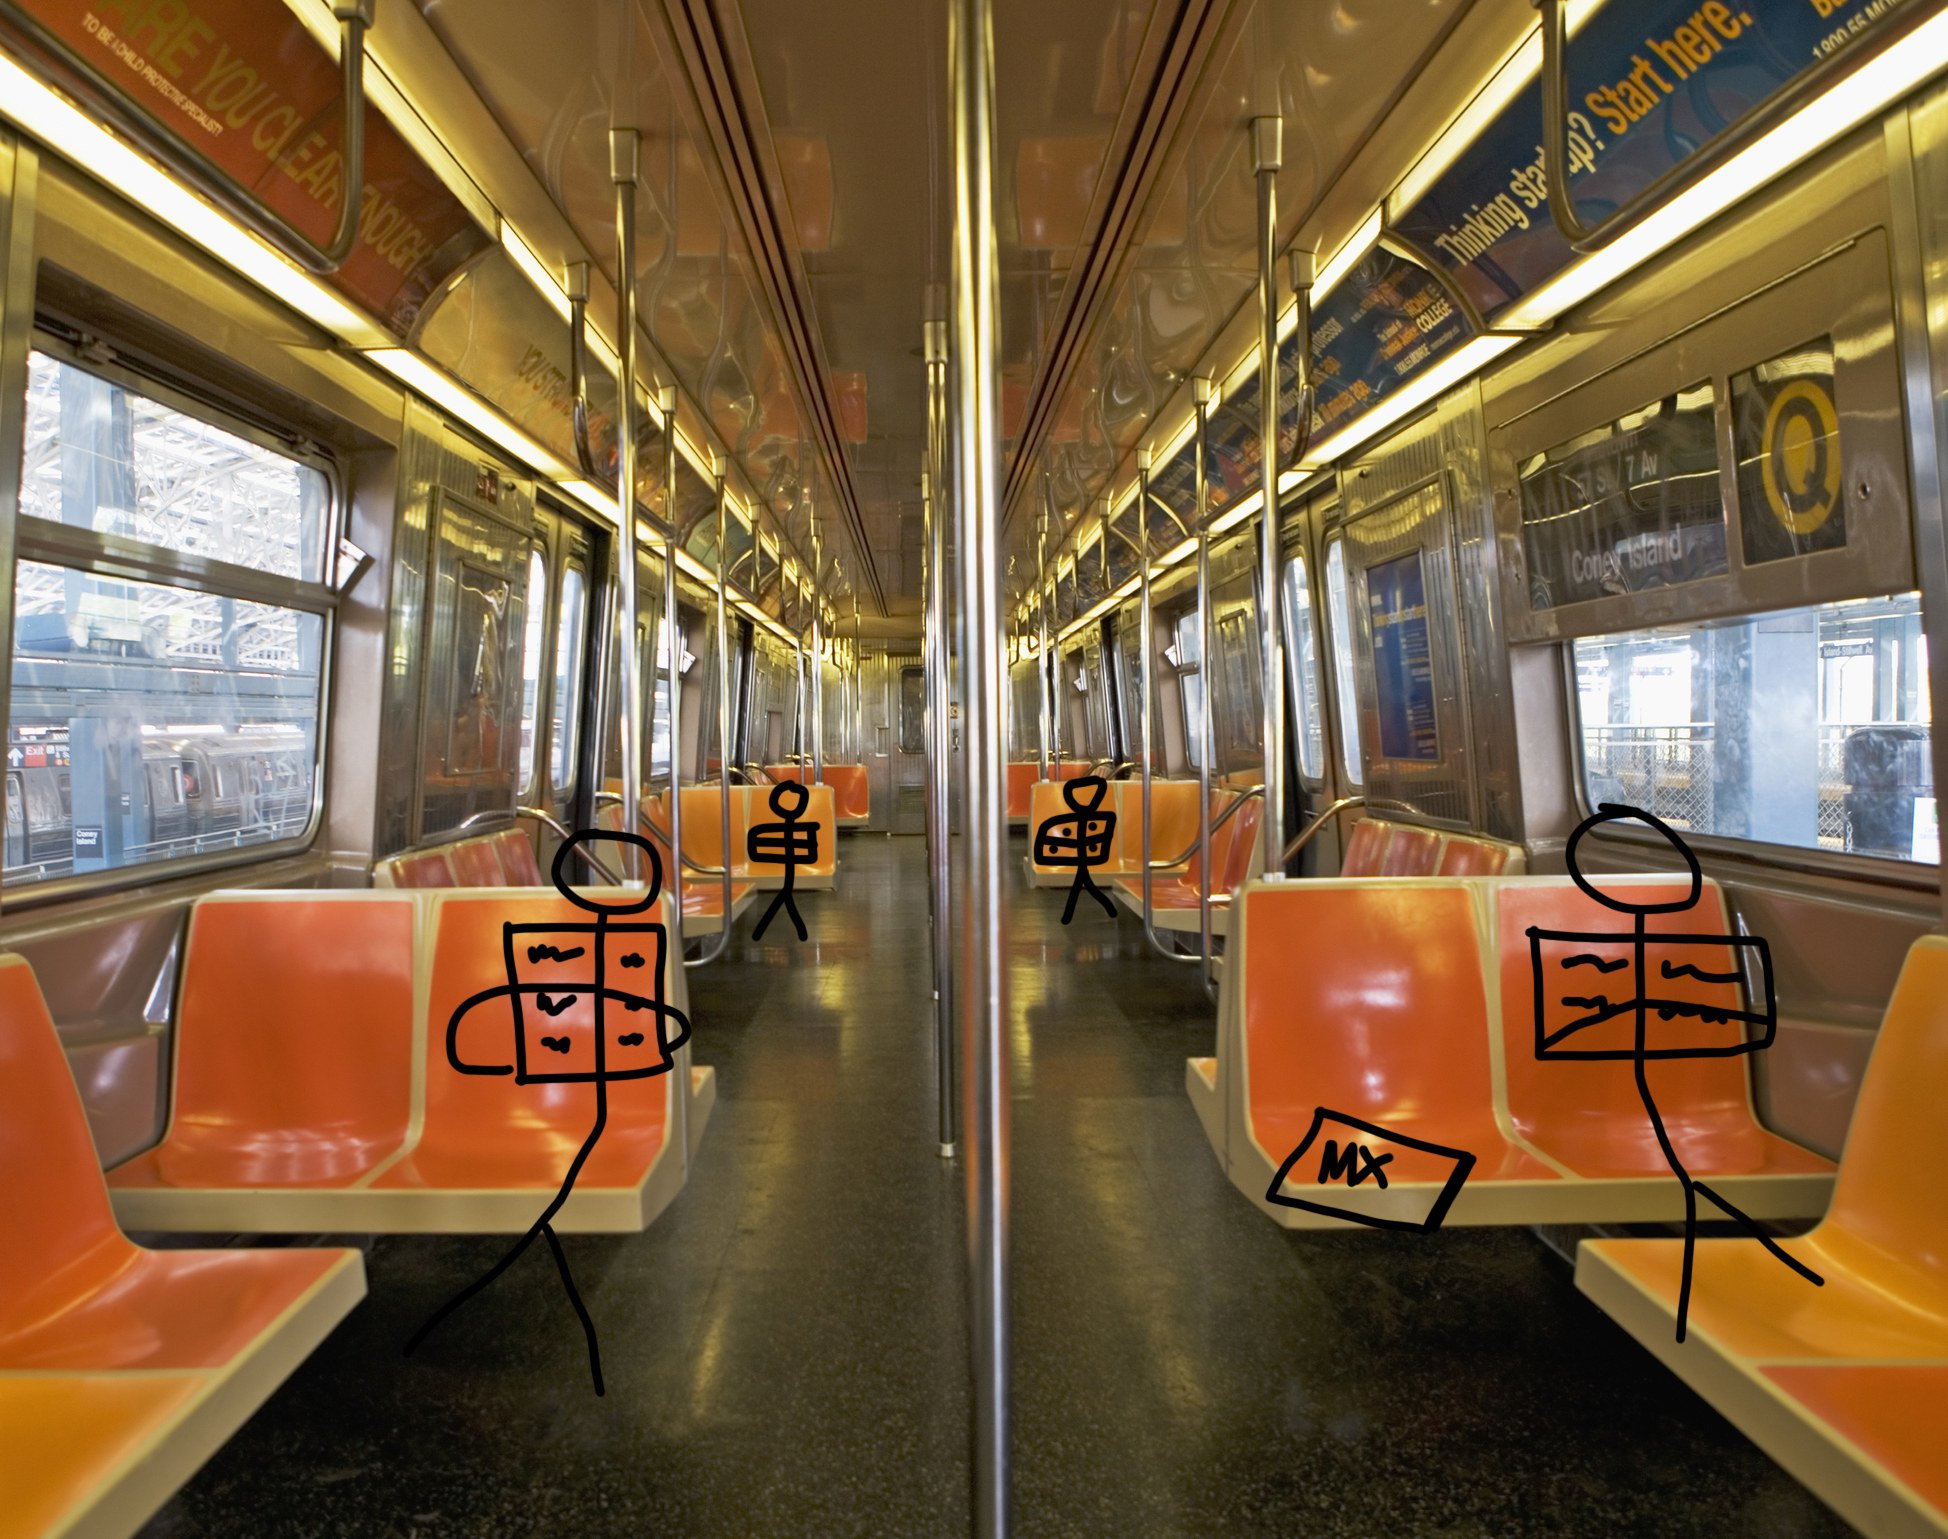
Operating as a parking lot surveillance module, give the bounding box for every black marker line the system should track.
[528,944,586,964]
[1661,959,1742,985]
[1561,953,1630,973]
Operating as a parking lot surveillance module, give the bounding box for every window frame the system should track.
[1279,549,1327,784]
[548,558,589,797]
[1323,534,1364,791]
[516,543,548,800]
[5,336,341,902]
[1561,608,1938,892]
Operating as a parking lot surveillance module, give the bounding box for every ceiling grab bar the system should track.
[565,261,616,492]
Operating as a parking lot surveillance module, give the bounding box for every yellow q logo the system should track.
[1761,379,1842,536]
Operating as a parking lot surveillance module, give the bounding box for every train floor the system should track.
[140,834,1857,1538]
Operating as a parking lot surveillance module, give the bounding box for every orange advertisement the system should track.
[13,0,489,335]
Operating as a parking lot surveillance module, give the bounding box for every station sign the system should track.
[1392,0,1918,323]
[8,0,491,337]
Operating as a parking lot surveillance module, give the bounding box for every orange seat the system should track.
[447,836,506,886]
[0,952,364,1535]
[370,890,686,1230]
[766,763,870,821]
[1577,934,1948,1539]
[1110,791,1260,933]
[1233,883,1559,1227]
[1006,762,1036,819]
[375,847,455,888]
[1495,880,1833,1195]
[1436,835,1511,875]
[110,895,417,1214]
[737,782,838,888]
[1378,824,1440,875]
[492,826,543,884]
[1339,818,1389,875]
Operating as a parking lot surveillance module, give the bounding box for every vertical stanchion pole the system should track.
[811,502,825,785]
[612,129,643,884]
[1036,496,1052,779]
[659,387,690,960]
[949,0,1009,1525]
[925,307,954,1153]
[714,465,735,935]
[1193,376,1215,998]
[1253,116,1285,880]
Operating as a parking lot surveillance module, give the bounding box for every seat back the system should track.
[0,955,133,1322]
[1007,763,1037,819]
[1216,797,1263,894]
[1238,882,1503,1141]
[1339,818,1390,875]
[825,764,870,819]
[1379,825,1442,875]
[420,891,679,1181]
[1437,835,1513,875]
[741,782,837,877]
[448,837,506,887]
[374,847,456,888]
[160,894,418,1186]
[492,826,543,885]
[1493,876,1773,1174]
[1821,934,1948,1276]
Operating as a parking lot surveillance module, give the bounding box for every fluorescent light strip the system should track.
[1313,208,1384,303]
[498,223,571,324]
[1499,13,1948,330]
[0,54,388,346]
[367,349,577,481]
[1298,334,1520,469]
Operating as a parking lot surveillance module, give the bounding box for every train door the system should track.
[515,502,599,866]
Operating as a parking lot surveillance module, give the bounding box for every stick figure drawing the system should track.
[403,828,691,1394]
[748,779,819,942]
[1529,803,1824,1341]
[1033,774,1117,924]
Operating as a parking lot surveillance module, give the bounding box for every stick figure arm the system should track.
[447,984,518,1075]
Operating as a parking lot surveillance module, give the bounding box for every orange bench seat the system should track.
[766,763,870,822]
[1190,876,1834,1230]
[107,889,714,1235]
[1109,792,1262,936]
[1577,933,1948,1539]
[1338,816,1526,876]
[0,953,364,1538]
[373,824,544,889]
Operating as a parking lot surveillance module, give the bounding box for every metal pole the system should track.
[811,503,825,784]
[925,313,954,1156]
[1253,116,1285,882]
[950,0,1008,1523]
[1036,502,1051,778]
[612,129,643,884]
[715,466,735,937]
[658,385,688,950]
[1193,376,1215,1000]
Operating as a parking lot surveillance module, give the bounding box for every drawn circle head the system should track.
[551,829,663,913]
[1564,802,1702,915]
[1063,774,1108,812]
[768,779,810,819]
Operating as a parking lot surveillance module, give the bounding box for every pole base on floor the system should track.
[939,1142,957,1159]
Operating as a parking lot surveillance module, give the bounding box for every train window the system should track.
[21,354,329,582]
[1280,555,1326,781]
[517,547,546,795]
[1172,610,1204,769]
[1324,539,1364,788]
[1573,592,1934,863]
[899,666,925,754]
[549,563,587,791]
[9,560,322,885]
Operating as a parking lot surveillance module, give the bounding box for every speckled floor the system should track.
[139,834,1857,1538]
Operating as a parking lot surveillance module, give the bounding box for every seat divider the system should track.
[1474,880,1577,1179]
[349,890,434,1188]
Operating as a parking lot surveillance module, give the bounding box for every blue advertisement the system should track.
[1309,246,1474,443]
[1367,551,1441,763]
[1391,0,1918,321]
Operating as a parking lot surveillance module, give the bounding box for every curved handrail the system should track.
[592,790,729,876]
[458,806,624,885]
[1147,785,1263,871]
[1279,795,1416,863]
[565,262,615,491]
[14,1,377,274]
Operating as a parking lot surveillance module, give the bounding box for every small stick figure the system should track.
[1530,803,1823,1342]
[749,779,818,942]
[404,829,690,1395]
[1034,774,1117,925]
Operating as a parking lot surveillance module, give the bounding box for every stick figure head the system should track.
[1063,774,1108,814]
[1564,802,1702,915]
[769,779,811,820]
[550,829,663,913]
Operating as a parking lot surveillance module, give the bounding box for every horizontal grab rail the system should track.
[591,791,729,876]
[456,807,625,885]
[1280,795,1418,863]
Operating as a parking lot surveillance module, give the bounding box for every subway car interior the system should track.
[4,0,1948,1535]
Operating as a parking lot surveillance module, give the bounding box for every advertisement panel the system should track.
[1308,246,1472,444]
[1366,550,1440,762]
[14,0,490,335]
[1392,0,1917,321]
